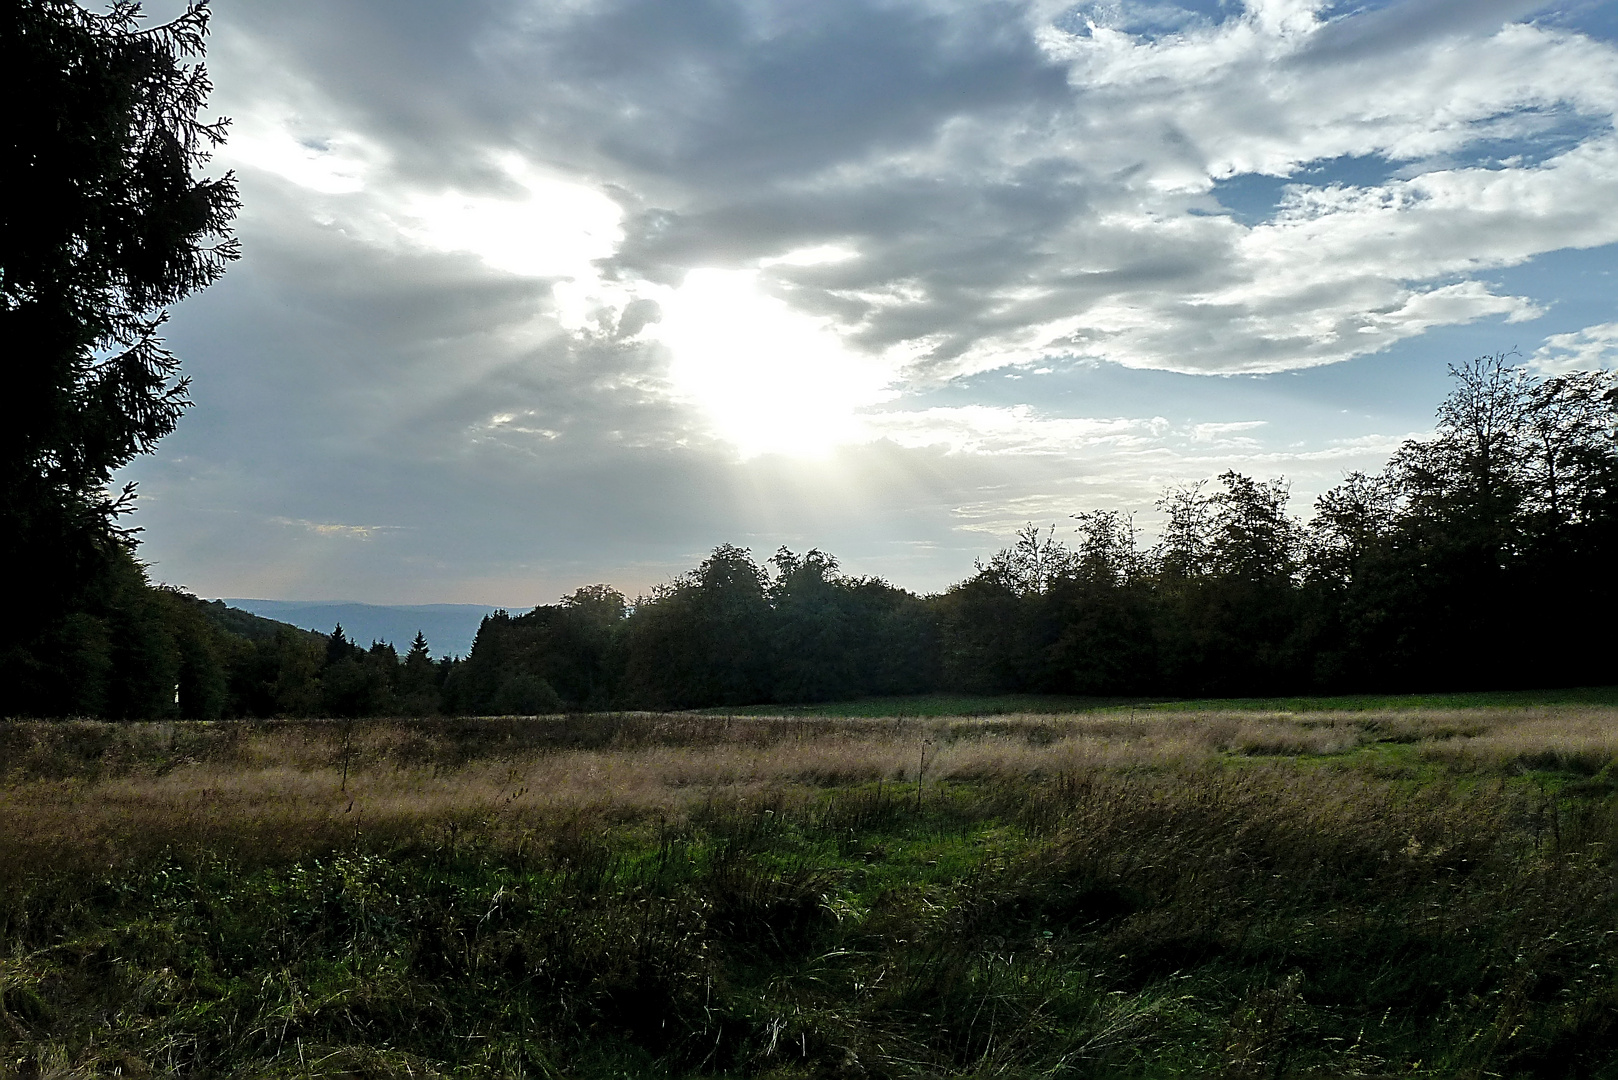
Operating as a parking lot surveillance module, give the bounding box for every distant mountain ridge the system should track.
[219,600,510,658]
[189,599,320,644]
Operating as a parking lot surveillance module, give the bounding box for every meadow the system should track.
[6,696,1618,1078]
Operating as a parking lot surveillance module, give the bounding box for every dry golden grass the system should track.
[1413,709,1618,772]
[3,706,1615,882]
[7,709,1618,1079]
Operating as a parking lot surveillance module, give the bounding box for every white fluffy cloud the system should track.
[1532,321,1618,373]
[866,6,1618,378]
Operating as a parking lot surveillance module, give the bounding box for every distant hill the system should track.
[188,598,321,644]
[219,600,510,658]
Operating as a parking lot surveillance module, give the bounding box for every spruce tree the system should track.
[1,1,238,712]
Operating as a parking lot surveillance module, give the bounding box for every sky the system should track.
[118,0,1618,607]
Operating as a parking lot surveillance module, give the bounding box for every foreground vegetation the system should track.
[7,706,1618,1077]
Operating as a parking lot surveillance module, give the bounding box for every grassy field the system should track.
[702,685,1618,717]
[6,704,1618,1077]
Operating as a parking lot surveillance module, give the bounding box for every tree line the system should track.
[7,354,1611,718]
[452,354,1618,709]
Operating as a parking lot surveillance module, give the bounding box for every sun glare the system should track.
[404,156,624,281]
[259,140,896,461]
[654,268,896,458]
[224,107,374,195]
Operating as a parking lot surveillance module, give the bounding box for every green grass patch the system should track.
[9,769,1618,1078]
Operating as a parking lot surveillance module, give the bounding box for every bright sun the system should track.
[368,152,891,459]
[654,267,894,459]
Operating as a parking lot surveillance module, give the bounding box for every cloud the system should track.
[271,518,401,540]
[1531,321,1618,373]
[863,405,1168,456]
[1190,420,1267,443]
[1301,0,1557,63]
[127,0,1618,602]
[207,0,1618,391]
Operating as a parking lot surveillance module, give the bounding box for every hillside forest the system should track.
[7,353,1613,720]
